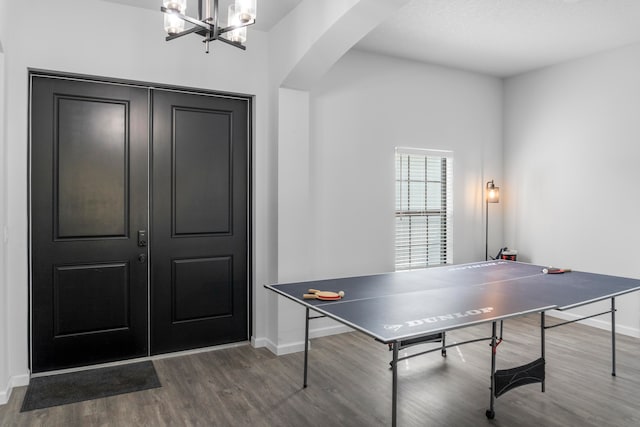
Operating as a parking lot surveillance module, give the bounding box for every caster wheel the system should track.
[485,409,495,419]
[442,350,447,358]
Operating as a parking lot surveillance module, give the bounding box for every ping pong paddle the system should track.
[303,289,345,300]
[542,267,572,274]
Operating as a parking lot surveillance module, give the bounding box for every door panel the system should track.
[56,97,128,237]
[151,90,248,354]
[173,108,231,234]
[53,263,130,335]
[30,76,149,372]
[173,257,233,321]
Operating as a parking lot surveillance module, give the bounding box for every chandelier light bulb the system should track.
[235,0,257,23]
[164,0,186,13]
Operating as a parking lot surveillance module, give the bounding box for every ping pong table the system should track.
[265,260,640,426]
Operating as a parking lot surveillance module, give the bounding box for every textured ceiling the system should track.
[106,0,640,77]
[355,0,640,76]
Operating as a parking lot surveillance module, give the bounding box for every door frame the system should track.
[28,69,253,372]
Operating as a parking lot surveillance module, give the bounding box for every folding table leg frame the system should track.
[486,322,547,419]
[541,312,546,392]
[303,307,309,388]
[486,322,498,419]
[541,297,618,379]
[390,332,492,426]
[611,298,616,376]
[391,341,399,427]
[303,307,327,388]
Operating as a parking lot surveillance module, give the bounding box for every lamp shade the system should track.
[487,181,500,203]
[227,4,248,43]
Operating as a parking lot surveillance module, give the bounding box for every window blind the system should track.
[395,148,453,270]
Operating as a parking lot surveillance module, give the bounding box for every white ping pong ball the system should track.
[338,291,345,297]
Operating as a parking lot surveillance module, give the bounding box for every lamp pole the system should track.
[485,194,489,261]
[485,180,499,261]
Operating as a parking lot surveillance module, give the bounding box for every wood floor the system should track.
[1,314,639,426]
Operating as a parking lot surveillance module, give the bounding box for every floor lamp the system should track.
[485,180,500,260]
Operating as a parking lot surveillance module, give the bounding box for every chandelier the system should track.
[161,0,257,53]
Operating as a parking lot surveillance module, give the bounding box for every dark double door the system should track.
[30,75,249,373]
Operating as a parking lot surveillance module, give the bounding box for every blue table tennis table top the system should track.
[265,261,640,344]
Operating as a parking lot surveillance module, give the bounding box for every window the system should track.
[395,148,453,270]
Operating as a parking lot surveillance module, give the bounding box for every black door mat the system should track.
[21,361,161,412]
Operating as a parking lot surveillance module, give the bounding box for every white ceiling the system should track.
[356,0,640,77]
[107,0,640,77]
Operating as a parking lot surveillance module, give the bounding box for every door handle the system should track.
[138,230,147,247]
[138,254,147,263]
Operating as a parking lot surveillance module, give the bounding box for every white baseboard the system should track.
[0,386,9,405]
[310,323,353,340]
[547,310,640,338]
[253,323,353,356]
[250,336,269,349]
[253,335,299,355]
[0,372,30,405]
[252,336,280,355]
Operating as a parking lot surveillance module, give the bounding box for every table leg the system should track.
[541,312,545,392]
[392,341,399,427]
[304,307,309,388]
[441,332,447,357]
[611,297,616,377]
[486,322,497,419]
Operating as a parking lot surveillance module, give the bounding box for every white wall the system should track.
[504,42,640,337]
[306,50,504,279]
[0,0,9,401]
[0,0,275,401]
[0,0,10,402]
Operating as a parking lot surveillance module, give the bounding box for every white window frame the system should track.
[395,147,453,270]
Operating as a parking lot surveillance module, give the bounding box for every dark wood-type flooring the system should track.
[1,314,639,426]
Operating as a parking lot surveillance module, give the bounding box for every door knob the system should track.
[138,254,147,263]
